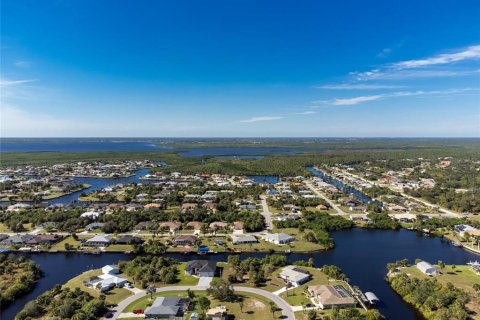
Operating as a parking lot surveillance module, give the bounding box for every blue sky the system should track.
[1,0,479,137]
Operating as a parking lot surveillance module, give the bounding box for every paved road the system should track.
[260,196,274,230]
[112,285,295,320]
[305,180,347,216]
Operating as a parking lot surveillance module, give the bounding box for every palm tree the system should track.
[269,301,276,318]
[146,285,156,300]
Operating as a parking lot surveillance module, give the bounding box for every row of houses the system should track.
[0,234,63,246]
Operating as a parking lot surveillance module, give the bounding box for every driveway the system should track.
[198,276,213,287]
[112,285,295,320]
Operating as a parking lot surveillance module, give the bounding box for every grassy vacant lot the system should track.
[124,290,276,320]
[49,236,82,251]
[63,269,134,305]
[399,264,480,316]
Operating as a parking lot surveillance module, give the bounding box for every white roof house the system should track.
[81,211,100,219]
[85,234,113,247]
[279,266,311,286]
[416,261,439,276]
[263,233,295,245]
[102,265,120,275]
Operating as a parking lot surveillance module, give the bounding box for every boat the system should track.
[452,241,462,247]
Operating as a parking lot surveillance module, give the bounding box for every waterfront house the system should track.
[144,297,190,319]
[26,234,63,245]
[85,234,113,247]
[185,260,216,277]
[116,235,143,245]
[0,234,36,246]
[263,233,295,245]
[173,235,198,246]
[308,285,356,309]
[279,266,311,287]
[231,235,258,245]
[102,265,120,274]
[454,224,480,238]
[416,261,440,276]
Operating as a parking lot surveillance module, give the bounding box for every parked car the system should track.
[125,283,133,288]
[133,309,144,314]
[105,312,114,318]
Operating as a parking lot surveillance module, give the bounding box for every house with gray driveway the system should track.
[185,260,216,277]
[144,296,190,319]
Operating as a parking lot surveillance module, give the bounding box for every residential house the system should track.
[231,235,258,245]
[174,235,198,246]
[186,221,203,231]
[84,234,113,247]
[160,221,182,232]
[308,285,356,309]
[209,222,228,230]
[115,235,143,245]
[185,260,216,277]
[26,234,63,245]
[279,266,311,287]
[144,297,190,319]
[416,261,440,276]
[263,233,295,245]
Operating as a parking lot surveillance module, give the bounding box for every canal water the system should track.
[307,166,382,206]
[2,229,478,320]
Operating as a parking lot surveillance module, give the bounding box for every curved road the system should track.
[111,285,295,320]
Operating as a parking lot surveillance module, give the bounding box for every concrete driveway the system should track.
[198,276,213,287]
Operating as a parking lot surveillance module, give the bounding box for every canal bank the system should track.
[3,228,479,320]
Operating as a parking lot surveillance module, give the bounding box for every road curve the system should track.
[111,285,295,320]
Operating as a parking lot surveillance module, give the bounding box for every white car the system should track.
[125,283,133,288]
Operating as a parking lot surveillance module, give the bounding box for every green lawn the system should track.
[176,263,200,286]
[49,236,82,251]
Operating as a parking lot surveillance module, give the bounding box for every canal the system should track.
[2,228,478,320]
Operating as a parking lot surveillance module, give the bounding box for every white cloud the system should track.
[393,45,480,69]
[0,78,37,86]
[295,110,316,115]
[331,95,383,106]
[317,83,403,90]
[240,116,284,123]
[314,88,474,106]
[351,44,480,81]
